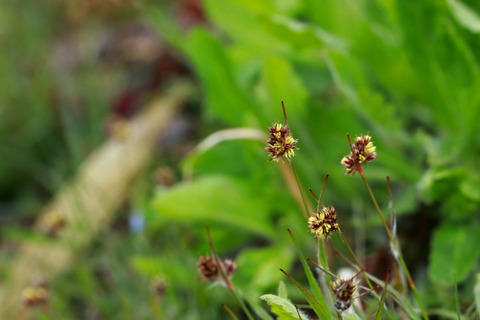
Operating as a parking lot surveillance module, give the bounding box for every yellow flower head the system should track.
[341,134,377,174]
[308,206,340,239]
[265,123,298,162]
[331,276,359,312]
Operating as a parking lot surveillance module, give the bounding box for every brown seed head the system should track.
[341,134,376,174]
[265,123,298,162]
[197,255,236,282]
[22,285,48,308]
[308,206,340,239]
[331,277,359,312]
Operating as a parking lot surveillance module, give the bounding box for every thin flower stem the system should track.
[358,173,429,320]
[290,161,310,218]
[358,172,393,240]
[230,287,256,320]
[337,233,377,293]
[222,304,240,320]
[206,228,255,320]
[317,174,330,211]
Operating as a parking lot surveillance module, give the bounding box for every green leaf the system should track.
[278,281,288,299]
[151,175,275,238]
[259,54,308,121]
[260,294,311,320]
[447,0,480,33]
[429,222,480,285]
[203,0,288,53]
[184,28,255,126]
[474,273,480,316]
[280,269,332,319]
[235,245,294,294]
[260,15,348,52]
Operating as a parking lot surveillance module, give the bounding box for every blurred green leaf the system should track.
[260,294,311,319]
[447,0,480,33]
[429,222,480,285]
[260,15,348,52]
[474,273,480,316]
[278,281,288,299]
[235,245,294,294]
[185,28,256,125]
[259,54,308,120]
[203,0,289,53]
[152,175,275,238]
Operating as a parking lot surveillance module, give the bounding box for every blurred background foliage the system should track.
[2,0,480,318]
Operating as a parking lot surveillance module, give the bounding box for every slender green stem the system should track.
[206,228,255,320]
[358,172,429,319]
[359,173,393,240]
[230,287,255,320]
[337,233,376,291]
[222,304,240,320]
[290,161,310,218]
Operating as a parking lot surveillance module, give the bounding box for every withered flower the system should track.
[341,134,377,174]
[22,284,48,308]
[40,212,66,237]
[197,255,236,282]
[308,206,340,239]
[265,123,298,162]
[331,276,359,312]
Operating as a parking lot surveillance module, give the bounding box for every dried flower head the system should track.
[308,206,340,239]
[151,277,168,296]
[331,276,359,312]
[197,255,236,282]
[265,123,298,162]
[40,212,66,237]
[341,134,377,174]
[21,284,48,308]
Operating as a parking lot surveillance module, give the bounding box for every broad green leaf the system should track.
[184,28,256,126]
[447,0,480,33]
[235,245,294,294]
[152,175,275,238]
[260,294,311,320]
[260,15,348,52]
[259,55,308,120]
[203,0,288,53]
[429,222,480,285]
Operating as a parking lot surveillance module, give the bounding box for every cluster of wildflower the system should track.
[265,123,298,162]
[40,212,66,237]
[331,276,359,312]
[340,135,377,174]
[197,255,236,282]
[22,283,49,308]
[308,206,340,239]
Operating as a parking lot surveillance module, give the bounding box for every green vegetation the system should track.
[2,0,480,318]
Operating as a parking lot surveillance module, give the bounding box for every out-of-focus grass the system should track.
[3,0,480,319]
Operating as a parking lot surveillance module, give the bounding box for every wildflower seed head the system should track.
[265,123,298,162]
[223,259,237,275]
[197,255,236,282]
[331,277,359,312]
[22,285,48,308]
[40,212,66,237]
[151,277,168,296]
[308,206,340,239]
[197,255,219,281]
[340,154,356,175]
[341,134,377,174]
